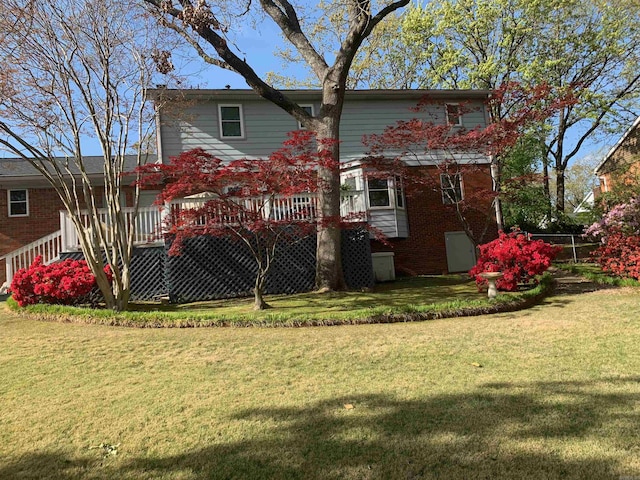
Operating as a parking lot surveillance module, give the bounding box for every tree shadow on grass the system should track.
[2,378,639,479]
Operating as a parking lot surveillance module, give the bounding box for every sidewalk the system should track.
[549,267,611,296]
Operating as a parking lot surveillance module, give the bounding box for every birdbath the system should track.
[479,272,504,299]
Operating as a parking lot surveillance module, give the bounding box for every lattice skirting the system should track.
[61,229,373,303]
[61,247,167,301]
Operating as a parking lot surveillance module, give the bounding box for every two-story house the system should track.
[152,88,497,278]
[1,88,498,298]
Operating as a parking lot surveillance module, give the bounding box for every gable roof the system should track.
[594,115,640,175]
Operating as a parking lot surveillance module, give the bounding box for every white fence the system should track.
[527,233,585,263]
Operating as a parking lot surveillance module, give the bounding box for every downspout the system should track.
[489,155,504,231]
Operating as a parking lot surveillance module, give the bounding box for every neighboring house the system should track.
[0,156,157,288]
[595,115,640,194]
[152,88,498,277]
[573,190,596,214]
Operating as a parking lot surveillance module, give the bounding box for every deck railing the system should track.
[1,230,63,288]
[60,206,164,251]
[59,191,367,251]
[0,191,368,287]
[167,190,367,230]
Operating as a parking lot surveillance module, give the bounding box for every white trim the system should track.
[8,189,29,217]
[218,104,245,139]
[441,173,464,204]
[366,177,392,209]
[394,176,406,210]
[298,104,314,129]
[595,114,640,174]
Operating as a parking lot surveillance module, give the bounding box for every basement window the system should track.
[8,189,29,217]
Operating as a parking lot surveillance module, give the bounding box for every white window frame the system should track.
[298,104,314,129]
[441,173,464,204]
[445,103,463,127]
[367,177,391,209]
[8,189,29,217]
[394,176,405,209]
[218,104,245,139]
[366,177,405,210]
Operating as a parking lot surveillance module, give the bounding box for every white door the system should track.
[445,231,476,273]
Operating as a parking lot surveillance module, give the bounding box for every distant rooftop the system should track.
[0,154,156,179]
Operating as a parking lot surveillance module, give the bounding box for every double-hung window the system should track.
[367,178,391,207]
[445,103,463,126]
[8,189,28,217]
[298,105,314,129]
[441,173,464,204]
[218,104,245,138]
[367,177,405,208]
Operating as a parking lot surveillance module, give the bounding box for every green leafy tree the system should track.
[402,0,640,213]
[501,133,551,231]
[564,154,600,212]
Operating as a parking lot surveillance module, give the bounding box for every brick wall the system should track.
[598,124,640,193]
[0,188,64,285]
[371,165,498,275]
[0,186,139,285]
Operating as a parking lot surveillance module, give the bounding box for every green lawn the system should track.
[1,285,640,479]
[9,275,548,327]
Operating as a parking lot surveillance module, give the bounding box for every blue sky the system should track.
[174,27,616,171]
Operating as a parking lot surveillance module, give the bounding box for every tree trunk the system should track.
[111,265,131,312]
[543,155,551,211]
[94,270,116,310]
[315,114,346,291]
[253,271,270,310]
[556,166,566,214]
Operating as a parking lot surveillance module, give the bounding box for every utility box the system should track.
[371,252,395,282]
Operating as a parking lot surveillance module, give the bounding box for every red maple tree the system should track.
[136,131,338,310]
[362,83,577,246]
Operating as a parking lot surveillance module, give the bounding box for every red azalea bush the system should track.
[469,230,562,291]
[590,232,640,279]
[10,256,112,307]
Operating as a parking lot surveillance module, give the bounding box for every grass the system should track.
[1,284,640,479]
[6,274,552,327]
[557,262,640,287]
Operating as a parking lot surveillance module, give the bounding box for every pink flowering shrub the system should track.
[10,256,112,307]
[585,196,640,239]
[469,230,562,291]
[586,197,640,279]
